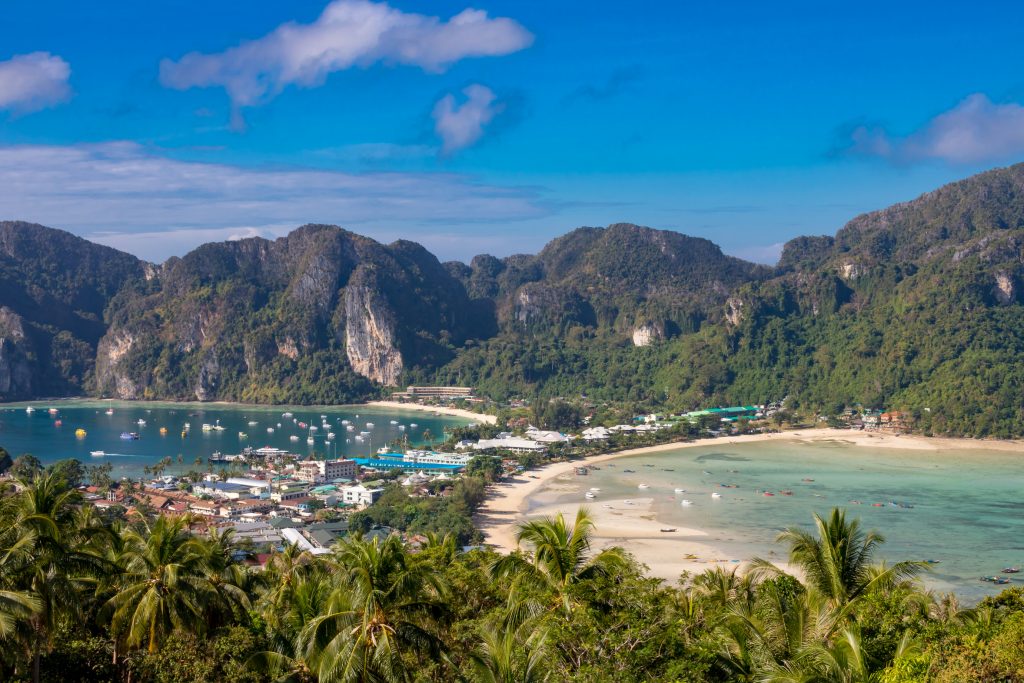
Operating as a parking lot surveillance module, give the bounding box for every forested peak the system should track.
[824,162,1024,268]
[536,222,768,291]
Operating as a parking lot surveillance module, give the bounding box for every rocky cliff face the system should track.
[344,283,403,385]
[93,225,486,402]
[0,307,32,396]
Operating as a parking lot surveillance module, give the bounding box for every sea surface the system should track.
[0,400,467,479]
[535,438,1024,601]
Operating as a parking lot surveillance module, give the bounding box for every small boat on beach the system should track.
[660,528,677,533]
[674,488,686,493]
[638,483,649,489]
[585,492,596,499]
[1003,567,1021,574]
[763,492,775,497]
[711,492,722,498]
[681,500,693,507]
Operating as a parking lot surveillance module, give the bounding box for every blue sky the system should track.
[2,0,1024,263]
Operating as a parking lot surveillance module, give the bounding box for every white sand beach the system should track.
[475,428,1024,582]
[364,400,497,425]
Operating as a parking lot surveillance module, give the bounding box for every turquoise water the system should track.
[539,438,1024,601]
[0,400,467,479]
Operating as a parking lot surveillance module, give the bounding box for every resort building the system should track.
[294,458,357,484]
[391,385,474,400]
[342,484,384,507]
[472,434,546,453]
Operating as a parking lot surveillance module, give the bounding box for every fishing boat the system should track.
[120,432,140,440]
[327,432,335,440]
[290,435,299,442]
[105,408,114,415]
[712,492,722,498]
[390,420,398,425]
[637,483,649,489]
[674,488,686,493]
[584,492,596,499]
[282,412,293,418]
[159,427,168,435]
[238,432,247,439]
[410,423,418,428]
[75,428,86,438]
[267,427,275,434]
[89,450,105,457]
[54,420,62,427]
[660,528,677,533]
[763,492,775,497]
[136,419,146,426]
[681,500,693,506]
[307,437,315,445]
[1003,567,1021,574]
[25,406,35,413]
[365,422,375,428]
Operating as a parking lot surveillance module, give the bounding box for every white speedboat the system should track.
[267,427,274,433]
[674,488,686,493]
[589,487,601,492]
[137,419,146,426]
[712,492,722,498]
[585,492,596,499]
[410,423,418,428]
[310,425,318,431]
[681,500,694,507]
[290,435,299,442]
[365,422,375,428]
[390,420,398,425]
[307,437,314,445]
[247,421,259,426]
[638,483,650,489]
[327,432,335,440]
[282,412,293,418]
[89,450,105,457]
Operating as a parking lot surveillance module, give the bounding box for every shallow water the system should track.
[0,400,466,479]
[538,438,1024,601]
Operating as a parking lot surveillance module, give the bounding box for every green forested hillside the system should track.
[4,164,1024,435]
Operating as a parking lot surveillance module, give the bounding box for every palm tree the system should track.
[469,620,549,683]
[296,534,449,682]
[3,471,109,682]
[104,514,220,653]
[769,508,923,606]
[490,507,628,622]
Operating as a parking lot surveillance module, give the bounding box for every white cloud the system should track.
[160,0,532,113]
[0,52,71,113]
[0,141,549,262]
[848,94,1024,164]
[433,84,503,154]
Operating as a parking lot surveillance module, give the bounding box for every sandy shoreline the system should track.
[365,400,496,425]
[475,428,1024,581]
[5,397,494,426]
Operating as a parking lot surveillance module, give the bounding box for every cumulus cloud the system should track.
[0,141,548,261]
[433,84,503,154]
[160,0,532,115]
[847,94,1024,165]
[0,52,71,113]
